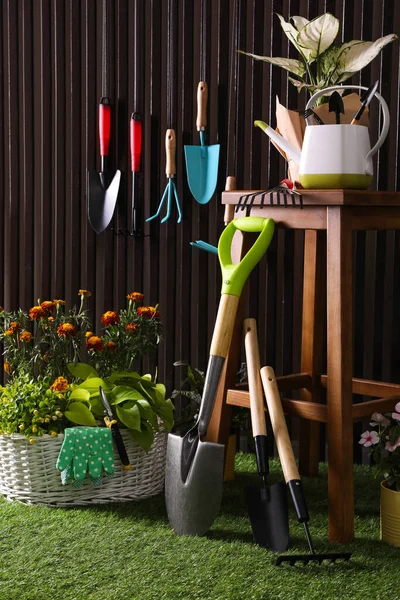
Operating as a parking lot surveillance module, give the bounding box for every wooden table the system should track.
[207,189,400,543]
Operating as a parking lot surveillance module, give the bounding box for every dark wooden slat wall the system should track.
[1,1,399,432]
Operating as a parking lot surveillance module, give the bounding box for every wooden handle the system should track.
[244,319,266,437]
[209,294,240,357]
[196,81,208,131]
[224,176,236,225]
[350,117,360,125]
[165,129,176,176]
[260,366,300,483]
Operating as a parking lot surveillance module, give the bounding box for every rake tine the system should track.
[283,192,288,208]
[260,192,267,208]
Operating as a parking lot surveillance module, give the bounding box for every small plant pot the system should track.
[380,480,400,547]
[223,434,237,481]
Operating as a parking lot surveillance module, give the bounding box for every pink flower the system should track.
[385,438,400,452]
[370,412,391,427]
[392,404,400,421]
[359,431,380,447]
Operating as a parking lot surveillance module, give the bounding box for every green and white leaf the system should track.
[65,402,97,427]
[337,34,398,74]
[297,13,339,60]
[238,50,306,78]
[276,14,313,61]
[288,77,327,94]
[291,16,309,32]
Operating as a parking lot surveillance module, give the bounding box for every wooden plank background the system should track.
[0,0,399,459]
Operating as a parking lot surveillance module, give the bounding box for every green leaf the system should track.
[89,395,105,418]
[107,371,142,384]
[69,388,91,402]
[136,399,159,431]
[116,403,141,431]
[65,402,97,426]
[155,399,174,431]
[297,13,339,60]
[238,50,306,78]
[131,421,155,453]
[67,362,98,380]
[77,377,109,395]
[110,385,145,405]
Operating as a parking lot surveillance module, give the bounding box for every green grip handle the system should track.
[218,217,275,296]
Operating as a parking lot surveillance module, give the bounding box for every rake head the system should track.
[276,552,351,566]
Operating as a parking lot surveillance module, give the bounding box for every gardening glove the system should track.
[56,427,115,488]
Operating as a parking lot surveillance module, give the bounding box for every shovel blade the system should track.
[165,433,224,536]
[184,144,220,204]
[87,169,121,234]
[245,481,289,552]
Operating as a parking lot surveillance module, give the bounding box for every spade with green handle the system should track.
[165,216,275,536]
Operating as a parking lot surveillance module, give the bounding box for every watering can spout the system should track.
[254,120,301,166]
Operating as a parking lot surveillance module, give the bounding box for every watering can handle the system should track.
[306,85,390,170]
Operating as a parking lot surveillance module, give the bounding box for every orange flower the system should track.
[0,306,3,312]
[101,311,120,326]
[86,336,103,351]
[40,301,55,312]
[53,299,66,306]
[20,331,32,343]
[48,316,54,323]
[125,323,138,334]
[29,305,47,320]
[4,329,14,337]
[9,322,22,333]
[3,362,10,374]
[50,377,69,393]
[105,341,117,352]
[78,289,92,298]
[57,323,78,338]
[137,306,160,319]
[127,292,144,303]
[85,331,94,339]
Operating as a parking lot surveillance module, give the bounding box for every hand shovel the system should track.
[88,97,121,234]
[165,217,275,536]
[184,82,220,204]
[243,319,289,552]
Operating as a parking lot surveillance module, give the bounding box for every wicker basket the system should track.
[0,429,167,507]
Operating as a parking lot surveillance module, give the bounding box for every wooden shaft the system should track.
[209,294,240,357]
[165,129,176,176]
[260,366,300,483]
[244,319,266,437]
[350,118,360,125]
[224,176,236,224]
[196,81,208,131]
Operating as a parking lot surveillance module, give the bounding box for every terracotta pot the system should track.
[380,480,400,547]
[223,434,237,481]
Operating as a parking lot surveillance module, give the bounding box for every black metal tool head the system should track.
[245,481,289,552]
[329,91,345,124]
[276,552,352,566]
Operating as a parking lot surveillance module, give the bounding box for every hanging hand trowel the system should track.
[88,97,121,234]
[184,82,220,204]
[165,216,275,536]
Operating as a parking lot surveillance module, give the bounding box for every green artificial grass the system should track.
[0,455,399,600]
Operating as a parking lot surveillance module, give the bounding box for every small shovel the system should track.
[244,319,289,552]
[184,82,220,204]
[165,217,275,536]
[328,91,345,124]
[88,97,121,234]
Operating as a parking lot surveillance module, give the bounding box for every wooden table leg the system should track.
[299,230,325,477]
[327,206,354,543]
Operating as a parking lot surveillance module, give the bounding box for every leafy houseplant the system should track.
[0,291,173,451]
[359,405,400,492]
[239,13,397,100]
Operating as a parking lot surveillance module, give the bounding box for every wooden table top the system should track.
[222,189,400,207]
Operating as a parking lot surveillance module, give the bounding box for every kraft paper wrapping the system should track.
[274,93,369,184]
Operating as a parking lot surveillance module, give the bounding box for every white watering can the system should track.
[255,85,390,189]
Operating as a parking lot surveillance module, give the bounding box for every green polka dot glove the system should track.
[56,427,115,488]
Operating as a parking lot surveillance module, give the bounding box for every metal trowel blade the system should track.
[245,481,289,552]
[165,433,225,536]
[87,169,121,234]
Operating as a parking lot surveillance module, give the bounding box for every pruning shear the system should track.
[100,386,131,470]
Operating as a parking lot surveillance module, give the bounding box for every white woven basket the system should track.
[0,428,167,507]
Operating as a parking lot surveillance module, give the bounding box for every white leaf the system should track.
[288,77,327,94]
[338,34,398,73]
[238,50,306,78]
[297,13,339,59]
[276,14,313,61]
[291,16,309,32]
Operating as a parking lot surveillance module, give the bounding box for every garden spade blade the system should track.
[88,97,121,234]
[165,217,275,537]
[184,82,220,204]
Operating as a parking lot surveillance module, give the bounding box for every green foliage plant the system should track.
[239,13,397,100]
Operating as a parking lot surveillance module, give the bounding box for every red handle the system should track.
[99,98,111,157]
[130,113,142,172]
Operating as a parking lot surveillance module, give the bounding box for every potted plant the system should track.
[359,405,400,546]
[0,291,173,505]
